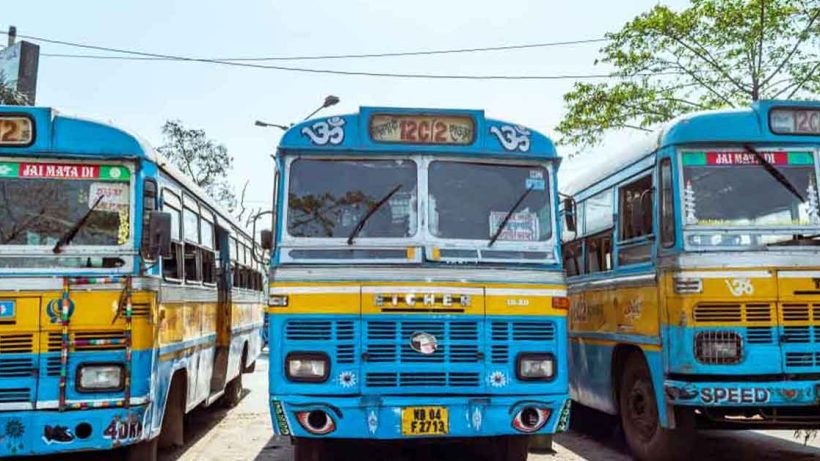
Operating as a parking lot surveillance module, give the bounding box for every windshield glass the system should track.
[682,150,820,228]
[286,158,417,239]
[0,161,132,247]
[429,161,552,242]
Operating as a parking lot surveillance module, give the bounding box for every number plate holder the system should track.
[400,406,449,436]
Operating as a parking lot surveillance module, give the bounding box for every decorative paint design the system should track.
[684,180,697,224]
[43,425,75,445]
[807,177,820,224]
[46,297,75,323]
[488,371,508,388]
[102,413,143,443]
[409,332,438,355]
[301,117,345,145]
[556,400,572,432]
[624,297,642,322]
[0,418,25,454]
[471,407,483,431]
[337,371,357,388]
[725,278,754,297]
[489,125,531,152]
[367,409,379,435]
[0,300,15,319]
[272,400,291,436]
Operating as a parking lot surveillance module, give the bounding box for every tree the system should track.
[158,120,238,211]
[556,0,820,151]
[0,71,28,105]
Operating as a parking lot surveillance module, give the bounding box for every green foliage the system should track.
[0,71,28,105]
[557,0,820,151]
[157,120,237,211]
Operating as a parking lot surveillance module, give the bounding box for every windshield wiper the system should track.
[744,144,804,203]
[346,185,402,245]
[488,185,534,247]
[53,194,104,254]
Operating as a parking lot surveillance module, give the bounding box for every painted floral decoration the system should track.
[488,371,508,388]
[338,371,357,388]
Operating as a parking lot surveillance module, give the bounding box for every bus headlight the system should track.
[695,331,742,364]
[516,353,555,381]
[77,364,124,392]
[286,353,329,382]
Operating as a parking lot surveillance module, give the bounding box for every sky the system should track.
[5,0,690,212]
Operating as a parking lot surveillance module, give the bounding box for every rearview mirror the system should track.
[260,229,273,251]
[563,197,577,233]
[147,211,172,259]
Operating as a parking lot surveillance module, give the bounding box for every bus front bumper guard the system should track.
[0,404,148,457]
[270,394,571,439]
[664,378,820,407]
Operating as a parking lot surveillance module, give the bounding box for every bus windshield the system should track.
[681,150,820,228]
[429,161,552,242]
[0,174,131,247]
[286,158,418,239]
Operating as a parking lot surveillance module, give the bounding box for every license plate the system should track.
[401,406,448,436]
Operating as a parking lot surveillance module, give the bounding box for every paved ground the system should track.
[38,352,820,460]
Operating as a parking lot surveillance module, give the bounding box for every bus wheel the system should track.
[126,437,158,461]
[159,375,185,448]
[221,372,243,408]
[293,438,330,461]
[619,352,693,461]
[493,436,529,461]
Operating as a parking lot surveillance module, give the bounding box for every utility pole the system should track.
[7,26,15,47]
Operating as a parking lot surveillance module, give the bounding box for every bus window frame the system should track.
[615,171,655,267]
[161,188,184,284]
[658,157,676,248]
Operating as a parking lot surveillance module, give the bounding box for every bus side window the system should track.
[183,200,203,284]
[586,230,613,273]
[659,158,675,247]
[617,174,653,265]
[201,210,216,285]
[562,240,584,276]
[162,190,183,282]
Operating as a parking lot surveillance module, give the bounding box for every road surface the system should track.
[33,352,820,460]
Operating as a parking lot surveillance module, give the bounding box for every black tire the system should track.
[493,436,529,461]
[293,438,331,461]
[221,371,243,408]
[126,437,158,461]
[159,376,185,449]
[618,352,694,461]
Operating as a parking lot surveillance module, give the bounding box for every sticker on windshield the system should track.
[525,178,545,190]
[89,182,129,212]
[489,211,539,241]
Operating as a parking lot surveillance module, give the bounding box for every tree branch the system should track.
[759,9,819,88]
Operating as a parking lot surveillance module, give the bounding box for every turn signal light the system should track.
[552,297,570,310]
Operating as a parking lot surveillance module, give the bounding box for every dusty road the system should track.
[37,352,820,461]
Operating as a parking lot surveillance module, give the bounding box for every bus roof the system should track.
[278,106,559,161]
[0,106,255,239]
[562,100,820,196]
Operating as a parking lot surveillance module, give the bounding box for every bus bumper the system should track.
[664,378,819,406]
[270,394,571,439]
[0,404,148,457]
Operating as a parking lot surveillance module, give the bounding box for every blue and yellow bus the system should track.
[0,107,265,459]
[561,100,820,461]
[263,107,571,460]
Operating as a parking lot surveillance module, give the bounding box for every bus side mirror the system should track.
[260,229,273,251]
[563,197,577,233]
[147,211,172,259]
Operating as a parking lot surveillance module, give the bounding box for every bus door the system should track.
[209,225,233,394]
[0,295,40,409]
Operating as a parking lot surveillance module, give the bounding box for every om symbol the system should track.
[489,124,531,152]
[301,117,345,146]
[725,278,754,297]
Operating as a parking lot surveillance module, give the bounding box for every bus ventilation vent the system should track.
[782,304,810,322]
[48,331,127,352]
[0,388,30,403]
[365,372,480,388]
[693,303,742,322]
[0,358,34,378]
[131,304,151,318]
[782,326,812,343]
[745,327,773,344]
[285,321,332,340]
[785,352,817,367]
[745,304,772,322]
[0,334,34,354]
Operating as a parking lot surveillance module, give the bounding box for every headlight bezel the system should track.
[285,352,330,383]
[694,330,743,365]
[76,363,125,393]
[516,352,556,382]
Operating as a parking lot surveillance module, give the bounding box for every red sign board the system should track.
[19,162,100,179]
[704,151,788,166]
[370,114,474,145]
